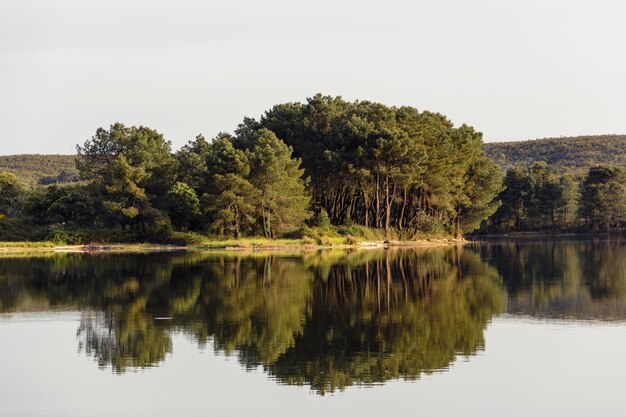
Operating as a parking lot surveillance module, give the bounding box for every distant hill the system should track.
[0,154,78,185]
[484,134,626,173]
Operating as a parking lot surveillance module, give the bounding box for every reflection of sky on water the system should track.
[1,314,625,417]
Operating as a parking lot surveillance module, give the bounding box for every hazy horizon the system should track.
[3,0,626,155]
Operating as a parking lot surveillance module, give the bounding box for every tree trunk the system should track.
[362,186,370,227]
[375,174,381,228]
[385,175,391,235]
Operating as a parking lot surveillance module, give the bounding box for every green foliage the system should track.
[337,224,387,240]
[310,209,331,228]
[0,218,47,241]
[485,163,579,233]
[204,173,259,237]
[77,123,177,236]
[165,231,208,246]
[167,182,200,230]
[0,171,27,217]
[411,213,446,236]
[258,94,501,235]
[45,226,87,245]
[0,95,505,242]
[23,184,94,225]
[174,134,210,191]
[578,166,626,230]
[245,129,311,237]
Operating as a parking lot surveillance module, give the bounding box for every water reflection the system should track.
[472,239,626,320]
[3,240,626,393]
[0,249,504,393]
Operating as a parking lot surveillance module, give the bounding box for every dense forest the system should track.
[0,95,503,244]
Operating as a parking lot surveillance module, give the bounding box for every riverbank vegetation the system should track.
[482,162,626,234]
[480,135,626,234]
[0,94,502,245]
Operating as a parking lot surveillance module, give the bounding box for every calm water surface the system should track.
[1,240,626,416]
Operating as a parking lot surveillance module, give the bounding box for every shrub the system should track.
[310,209,331,228]
[45,226,87,245]
[409,213,446,237]
[166,231,207,246]
[345,234,359,245]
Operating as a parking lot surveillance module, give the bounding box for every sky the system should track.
[1,0,626,155]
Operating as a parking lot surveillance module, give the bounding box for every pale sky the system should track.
[1,0,626,155]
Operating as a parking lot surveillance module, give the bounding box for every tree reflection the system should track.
[78,311,172,372]
[267,249,504,393]
[0,248,505,392]
[473,238,626,319]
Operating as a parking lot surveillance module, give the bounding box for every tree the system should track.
[245,129,311,237]
[76,123,178,233]
[23,184,94,225]
[578,166,626,231]
[168,182,200,230]
[174,134,210,192]
[205,173,259,237]
[0,171,26,218]
[196,134,260,237]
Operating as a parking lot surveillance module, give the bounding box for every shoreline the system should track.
[0,238,465,253]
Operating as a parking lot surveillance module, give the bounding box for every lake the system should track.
[2,239,626,416]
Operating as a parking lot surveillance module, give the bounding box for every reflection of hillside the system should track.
[0,249,504,393]
[473,240,626,320]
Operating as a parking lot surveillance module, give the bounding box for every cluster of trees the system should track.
[0,248,504,393]
[0,95,503,241]
[484,162,626,233]
[256,95,502,236]
[486,162,578,231]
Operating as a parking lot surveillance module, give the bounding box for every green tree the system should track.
[0,171,26,218]
[23,184,94,225]
[246,129,311,237]
[578,166,626,231]
[174,134,210,192]
[198,135,260,236]
[76,123,178,235]
[168,182,200,230]
[205,173,259,237]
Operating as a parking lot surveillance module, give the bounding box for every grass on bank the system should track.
[0,218,456,250]
[0,241,57,248]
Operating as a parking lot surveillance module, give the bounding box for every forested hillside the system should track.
[482,134,626,234]
[484,135,626,172]
[0,154,78,185]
